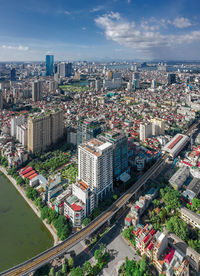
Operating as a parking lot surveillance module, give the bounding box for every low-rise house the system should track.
[179,207,200,230]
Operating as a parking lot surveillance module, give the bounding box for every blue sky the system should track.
[0,0,200,61]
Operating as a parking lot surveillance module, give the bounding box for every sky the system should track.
[0,0,200,61]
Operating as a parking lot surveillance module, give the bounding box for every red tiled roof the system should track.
[125,217,131,223]
[71,203,82,211]
[143,234,151,244]
[147,242,154,251]
[168,135,183,150]
[29,173,38,180]
[21,167,33,175]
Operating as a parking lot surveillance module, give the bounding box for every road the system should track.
[2,120,199,276]
[63,212,140,276]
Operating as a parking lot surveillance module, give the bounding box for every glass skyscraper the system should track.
[46,55,54,76]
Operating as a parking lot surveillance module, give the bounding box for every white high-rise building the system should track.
[78,138,113,204]
[140,123,152,142]
[10,116,26,137]
[16,124,28,146]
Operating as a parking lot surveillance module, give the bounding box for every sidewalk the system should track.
[0,166,59,246]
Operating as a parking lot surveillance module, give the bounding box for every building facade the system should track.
[78,138,113,204]
[27,110,64,153]
[140,123,152,142]
[98,130,128,179]
[77,119,102,146]
[46,55,54,76]
[32,81,42,102]
[58,62,72,77]
[151,118,165,136]
[10,116,26,137]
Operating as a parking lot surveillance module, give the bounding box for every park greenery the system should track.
[28,150,71,177]
[41,206,72,240]
[59,84,88,93]
[160,186,180,211]
[187,198,200,214]
[166,216,189,241]
[119,256,150,276]
[61,163,78,184]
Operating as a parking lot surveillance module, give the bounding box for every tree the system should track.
[83,261,93,275]
[61,263,67,275]
[92,208,101,219]
[153,199,160,207]
[139,257,147,273]
[94,249,103,263]
[58,225,69,240]
[8,167,16,175]
[16,176,24,186]
[160,187,180,210]
[192,198,200,210]
[41,206,51,220]
[70,267,84,276]
[49,267,55,276]
[82,217,91,227]
[26,187,38,201]
[68,257,74,269]
[113,194,118,201]
[35,197,43,209]
[122,226,135,246]
[99,243,106,254]
[166,216,189,241]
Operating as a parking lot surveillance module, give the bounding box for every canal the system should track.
[0,173,53,272]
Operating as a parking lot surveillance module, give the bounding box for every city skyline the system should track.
[1,0,200,61]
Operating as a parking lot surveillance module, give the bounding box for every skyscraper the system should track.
[0,89,3,110]
[98,130,128,179]
[10,68,16,81]
[27,110,64,153]
[140,123,152,142]
[32,81,42,102]
[77,119,102,146]
[151,118,165,136]
[51,110,64,143]
[10,116,26,137]
[58,62,72,77]
[132,72,140,89]
[168,73,176,85]
[78,138,113,204]
[151,79,157,89]
[46,55,54,76]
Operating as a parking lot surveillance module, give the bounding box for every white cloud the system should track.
[63,10,71,15]
[1,45,29,51]
[170,17,192,28]
[127,0,131,3]
[95,13,199,51]
[82,27,86,31]
[90,6,105,13]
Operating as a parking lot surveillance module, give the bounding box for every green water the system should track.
[0,173,53,272]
